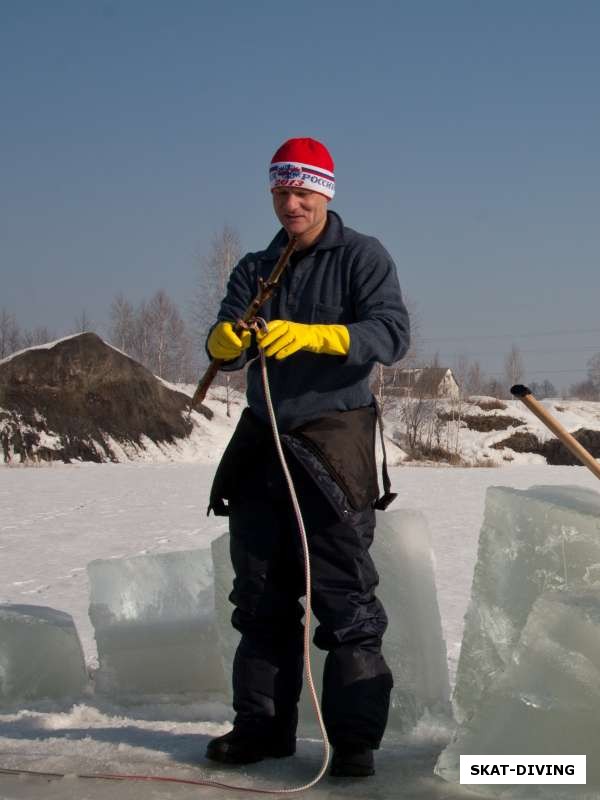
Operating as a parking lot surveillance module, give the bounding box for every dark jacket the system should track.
[206,211,410,431]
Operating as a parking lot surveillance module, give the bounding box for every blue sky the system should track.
[2,1,599,388]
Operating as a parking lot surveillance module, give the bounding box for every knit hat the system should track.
[269,137,335,199]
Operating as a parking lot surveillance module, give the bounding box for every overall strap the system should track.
[373,399,398,510]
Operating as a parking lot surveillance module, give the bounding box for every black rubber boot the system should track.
[205,728,296,765]
[330,746,375,777]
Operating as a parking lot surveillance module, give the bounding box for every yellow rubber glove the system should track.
[257,320,350,360]
[207,321,251,360]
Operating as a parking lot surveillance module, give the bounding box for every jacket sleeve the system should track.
[204,255,259,371]
[345,240,410,366]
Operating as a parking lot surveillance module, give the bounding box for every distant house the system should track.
[383,367,460,400]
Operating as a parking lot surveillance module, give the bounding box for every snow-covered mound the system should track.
[385,395,600,467]
[467,397,600,465]
[0,333,236,465]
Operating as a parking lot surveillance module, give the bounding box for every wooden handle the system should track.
[190,359,223,411]
[188,236,297,415]
[511,384,600,481]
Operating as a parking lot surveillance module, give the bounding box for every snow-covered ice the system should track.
[0,605,88,707]
[88,549,229,701]
[2,462,600,798]
[437,589,600,792]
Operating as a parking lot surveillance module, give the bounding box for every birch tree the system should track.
[0,309,20,358]
[73,309,93,333]
[109,293,137,354]
[504,344,524,392]
[108,291,194,383]
[21,327,56,348]
[587,353,600,391]
[466,361,485,396]
[192,224,241,347]
[192,225,243,415]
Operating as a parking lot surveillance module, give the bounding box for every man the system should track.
[205,137,410,777]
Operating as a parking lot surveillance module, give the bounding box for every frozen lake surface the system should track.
[1,461,599,799]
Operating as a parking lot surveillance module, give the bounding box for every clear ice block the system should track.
[0,604,88,706]
[87,548,228,699]
[453,485,600,723]
[437,590,600,789]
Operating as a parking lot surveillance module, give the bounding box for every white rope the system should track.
[253,318,331,792]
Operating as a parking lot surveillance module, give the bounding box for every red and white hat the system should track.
[269,137,335,199]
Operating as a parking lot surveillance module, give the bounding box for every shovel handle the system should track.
[511,384,600,481]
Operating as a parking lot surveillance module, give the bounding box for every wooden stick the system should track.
[511,384,600,481]
[189,236,297,414]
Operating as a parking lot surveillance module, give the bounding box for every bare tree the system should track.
[386,300,445,458]
[107,290,195,383]
[429,350,441,370]
[569,379,599,400]
[483,376,506,398]
[109,293,137,354]
[530,379,557,399]
[396,386,451,460]
[465,360,485,396]
[567,359,600,400]
[192,224,242,346]
[396,385,432,453]
[587,353,600,391]
[132,300,153,367]
[72,309,93,333]
[192,225,243,415]
[168,320,195,383]
[504,344,524,392]
[453,354,470,398]
[145,290,194,382]
[146,290,174,378]
[21,327,56,348]
[0,309,21,358]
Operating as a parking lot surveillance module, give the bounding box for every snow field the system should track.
[2,462,600,799]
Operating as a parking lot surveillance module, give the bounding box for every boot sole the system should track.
[330,766,375,777]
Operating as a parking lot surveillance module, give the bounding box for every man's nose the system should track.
[282,193,301,211]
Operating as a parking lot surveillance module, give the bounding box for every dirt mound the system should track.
[0,333,204,463]
[439,413,525,432]
[492,428,600,466]
[543,429,600,466]
[491,432,544,454]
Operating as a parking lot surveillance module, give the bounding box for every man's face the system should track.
[272,187,329,242]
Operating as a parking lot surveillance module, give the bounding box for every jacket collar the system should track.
[261,210,346,261]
